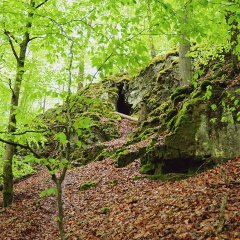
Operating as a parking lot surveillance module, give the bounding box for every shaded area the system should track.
[116,84,132,115]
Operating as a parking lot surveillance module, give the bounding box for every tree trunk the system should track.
[146,0,156,58]
[56,181,66,240]
[226,1,239,72]
[179,37,192,86]
[179,4,192,86]
[2,144,15,207]
[2,1,34,207]
[3,61,27,207]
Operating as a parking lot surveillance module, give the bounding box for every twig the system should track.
[35,0,49,9]
[0,138,41,158]
[4,30,19,62]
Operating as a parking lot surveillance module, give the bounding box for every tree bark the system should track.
[226,0,239,72]
[3,54,28,207]
[114,112,138,122]
[56,180,66,240]
[3,0,34,207]
[179,37,192,86]
[179,3,192,86]
[146,0,156,58]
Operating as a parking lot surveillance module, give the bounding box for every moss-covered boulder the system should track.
[114,54,240,177]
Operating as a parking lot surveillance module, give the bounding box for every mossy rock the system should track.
[140,163,155,174]
[165,108,178,123]
[208,70,226,81]
[170,85,194,101]
[115,147,147,167]
[167,115,178,130]
[173,94,188,104]
[96,149,113,161]
[149,100,171,117]
[212,63,224,71]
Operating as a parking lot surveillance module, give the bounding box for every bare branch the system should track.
[35,0,49,9]
[8,79,14,95]
[0,125,67,136]
[0,138,41,158]
[4,30,19,62]
[29,36,45,42]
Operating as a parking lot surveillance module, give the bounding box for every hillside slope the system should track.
[0,152,239,239]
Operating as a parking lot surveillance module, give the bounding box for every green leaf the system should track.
[211,104,217,111]
[74,117,92,129]
[54,132,68,145]
[40,188,58,197]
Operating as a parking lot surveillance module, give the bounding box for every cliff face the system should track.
[113,53,240,175]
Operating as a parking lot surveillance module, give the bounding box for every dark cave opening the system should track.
[116,85,132,115]
[161,158,206,174]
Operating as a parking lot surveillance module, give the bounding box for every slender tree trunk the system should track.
[146,0,156,58]
[77,22,92,91]
[179,4,192,86]
[56,180,66,240]
[3,144,15,207]
[77,59,85,91]
[3,52,28,207]
[179,37,192,86]
[52,41,74,239]
[226,0,239,72]
[3,0,34,207]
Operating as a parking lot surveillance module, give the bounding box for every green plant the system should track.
[100,207,110,214]
[79,182,97,191]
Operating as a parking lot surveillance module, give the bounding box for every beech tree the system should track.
[1,0,50,207]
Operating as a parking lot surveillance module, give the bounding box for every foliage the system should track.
[79,182,97,191]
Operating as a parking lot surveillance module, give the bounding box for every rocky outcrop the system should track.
[115,56,240,175]
[40,51,240,176]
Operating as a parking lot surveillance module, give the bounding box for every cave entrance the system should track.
[116,85,132,115]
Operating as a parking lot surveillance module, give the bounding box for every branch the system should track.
[4,30,19,62]
[114,112,138,122]
[0,124,67,136]
[0,138,41,158]
[29,36,45,42]
[35,0,49,9]
[8,79,14,95]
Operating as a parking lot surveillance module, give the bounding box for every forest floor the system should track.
[0,120,239,240]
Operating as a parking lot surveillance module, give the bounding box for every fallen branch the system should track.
[114,112,138,122]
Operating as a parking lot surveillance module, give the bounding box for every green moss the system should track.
[173,94,187,104]
[191,88,202,98]
[170,85,194,101]
[165,108,178,123]
[150,49,178,66]
[140,163,155,174]
[79,182,97,190]
[209,71,226,80]
[139,128,157,141]
[212,63,224,71]
[96,149,113,161]
[149,100,172,116]
[167,115,178,130]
